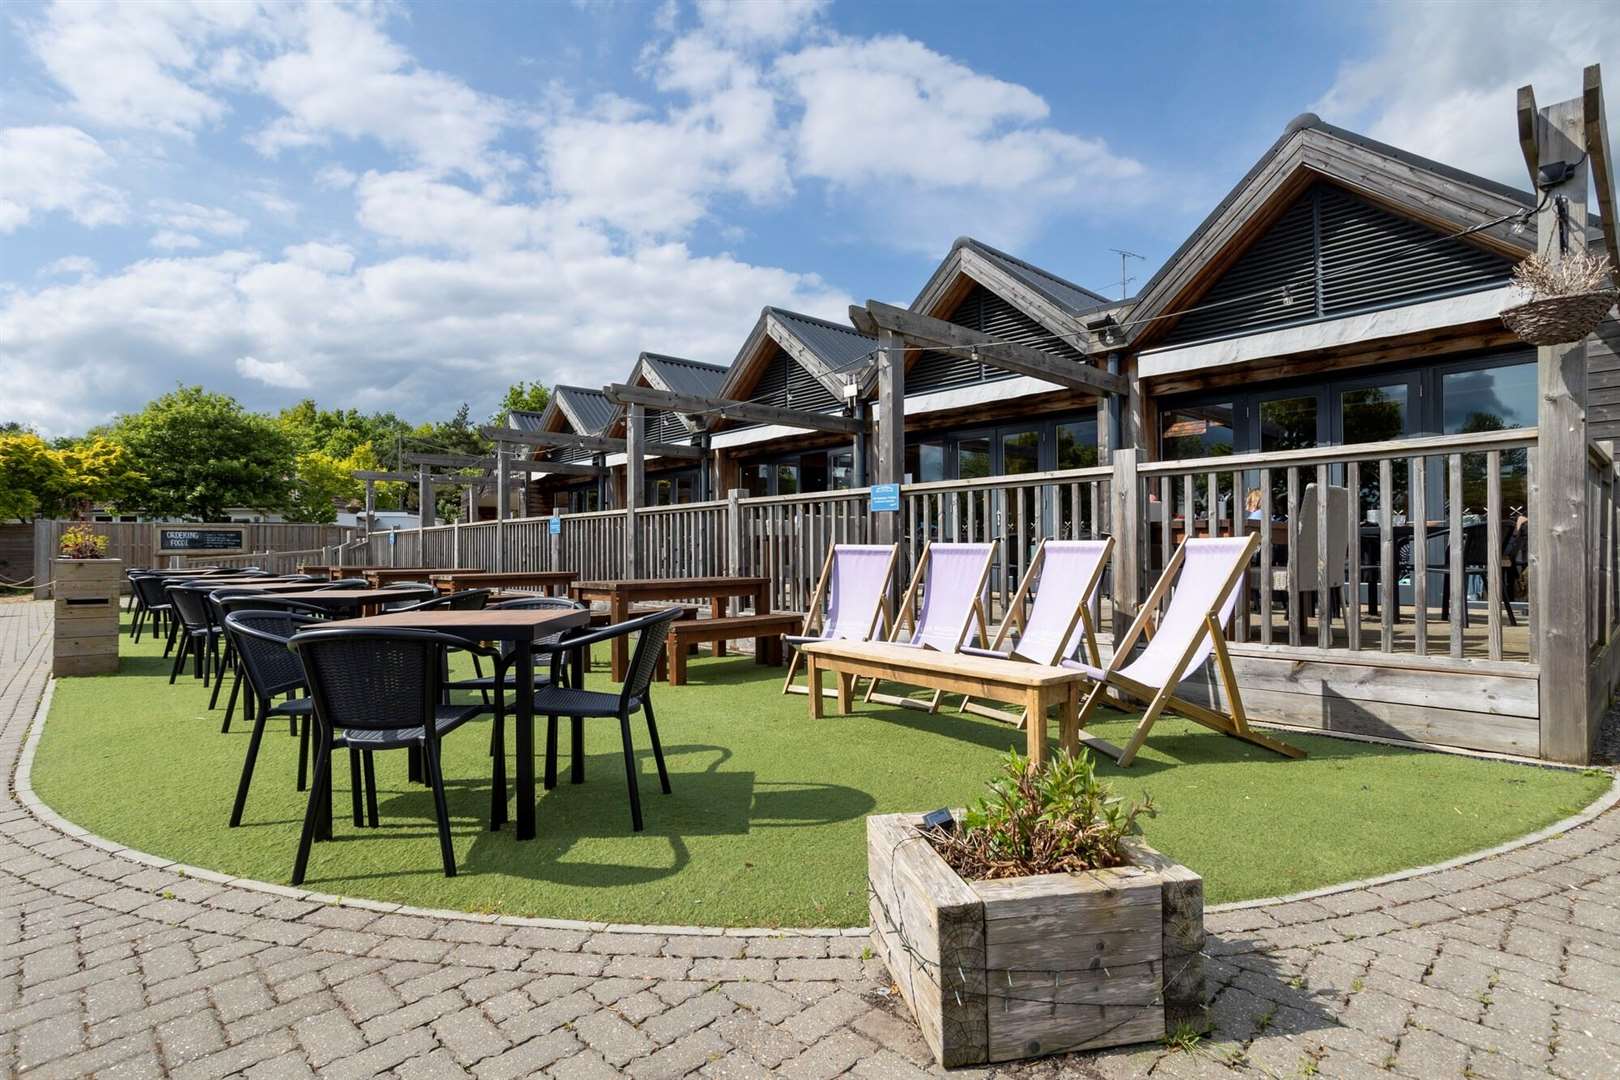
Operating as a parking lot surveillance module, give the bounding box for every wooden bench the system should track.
[665,613,803,685]
[798,641,1088,766]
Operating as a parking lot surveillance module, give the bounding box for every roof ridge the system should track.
[642,351,729,371]
[766,306,874,339]
[954,236,1112,305]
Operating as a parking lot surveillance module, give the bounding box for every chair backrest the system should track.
[1291,484,1351,586]
[289,627,467,734]
[1119,536,1254,689]
[224,611,321,699]
[821,545,897,641]
[219,594,333,619]
[384,588,493,614]
[1009,539,1112,664]
[321,578,369,590]
[132,575,172,609]
[621,607,685,707]
[495,595,585,650]
[908,543,995,651]
[165,583,213,631]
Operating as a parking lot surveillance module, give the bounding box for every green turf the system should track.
[30,612,1609,927]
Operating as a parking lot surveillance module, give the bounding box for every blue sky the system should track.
[2,0,1616,435]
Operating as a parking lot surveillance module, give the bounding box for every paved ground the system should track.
[4,600,1619,1079]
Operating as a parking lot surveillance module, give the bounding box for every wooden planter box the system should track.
[53,558,122,677]
[867,813,1207,1067]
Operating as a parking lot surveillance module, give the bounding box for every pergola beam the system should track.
[402,452,488,469]
[603,383,862,435]
[1583,64,1620,281]
[480,425,703,461]
[859,300,1127,396]
[351,470,417,483]
[1517,84,1540,187]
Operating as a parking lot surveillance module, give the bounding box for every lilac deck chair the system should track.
[781,543,899,697]
[864,541,996,713]
[958,537,1114,726]
[1065,534,1305,767]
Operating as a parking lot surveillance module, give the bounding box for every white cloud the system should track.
[236,354,311,388]
[150,230,204,251]
[282,242,355,274]
[252,3,512,179]
[694,0,826,47]
[355,171,561,254]
[37,256,98,279]
[149,198,249,237]
[0,126,127,233]
[1314,5,1620,187]
[314,164,357,190]
[23,0,265,135]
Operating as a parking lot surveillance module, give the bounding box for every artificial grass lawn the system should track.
[32,612,1609,927]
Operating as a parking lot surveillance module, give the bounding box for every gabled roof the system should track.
[1123,113,1546,351]
[542,385,616,437]
[504,408,546,433]
[955,237,1115,317]
[718,306,873,408]
[768,308,877,375]
[639,352,728,398]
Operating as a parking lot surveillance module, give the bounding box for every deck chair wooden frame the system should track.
[960,535,1114,727]
[1074,532,1306,767]
[782,543,899,697]
[865,540,996,714]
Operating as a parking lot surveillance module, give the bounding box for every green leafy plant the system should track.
[58,526,108,559]
[923,749,1155,880]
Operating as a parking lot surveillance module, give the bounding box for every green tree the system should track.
[277,400,413,461]
[0,434,143,521]
[107,386,295,520]
[0,434,59,522]
[285,440,402,523]
[492,381,550,425]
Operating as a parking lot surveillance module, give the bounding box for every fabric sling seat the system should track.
[1064,534,1307,768]
[781,543,899,697]
[864,541,996,713]
[959,536,1114,726]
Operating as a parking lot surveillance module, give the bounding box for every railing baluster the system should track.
[1286,466,1300,647]
[1317,461,1331,648]
[1232,469,1247,643]
[1487,450,1504,661]
[1379,458,1394,653]
[1412,457,1428,656]
[1448,453,1464,659]
[1346,460,1361,653]
[1259,467,1273,646]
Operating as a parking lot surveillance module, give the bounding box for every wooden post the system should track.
[726,487,744,576]
[873,328,905,548]
[417,465,432,529]
[1530,91,1595,763]
[549,509,562,570]
[624,402,644,578]
[1112,448,1141,641]
[852,401,869,487]
[495,448,509,572]
[32,518,51,599]
[452,516,461,568]
[1099,351,1122,458]
[363,480,376,536]
[696,435,711,502]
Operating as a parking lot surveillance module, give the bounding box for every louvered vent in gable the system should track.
[747,347,840,412]
[644,409,686,444]
[910,283,1089,394]
[1161,181,1515,347]
[554,443,592,463]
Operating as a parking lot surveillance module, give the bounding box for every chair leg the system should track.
[291,742,330,886]
[363,751,379,828]
[490,700,507,830]
[348,748,364,828]
[164,616,178,657]
[132,608,145,643]
[570,717,584,785]
[208,650,226,709]
[618,712,644,832]
[229,707,269,827]
[221,670,242,733]
[297,711,309,792]
[544,716,558,790]
[643,698,670,795]
[169,635,189,684]
[422,738,457,878]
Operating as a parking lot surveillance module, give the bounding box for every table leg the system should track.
[836,672,852,713]
[1061,682,1079,757]
[516,645,537,840]
[808,658,824,718]
[1025,688,1048,766]
[713,595,727,656]
[610,595,629,681]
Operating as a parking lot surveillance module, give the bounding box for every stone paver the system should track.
[3,599,1619,1078]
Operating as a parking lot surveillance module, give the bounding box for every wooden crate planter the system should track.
[867,813,1206,1067]
[53,558,122,677]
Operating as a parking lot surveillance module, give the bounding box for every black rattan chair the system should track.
[320,578,370,590]
[165,583,224,686]
[130,574,174,647]
[223,611,326,826]
[287,626,501,884]
[531,607,681,832]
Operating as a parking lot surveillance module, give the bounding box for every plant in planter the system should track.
[868,750,1205,1067]
[53,525,121,676]
[1500,250,1617,345]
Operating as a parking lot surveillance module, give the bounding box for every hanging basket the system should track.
[1500,289,1618,346]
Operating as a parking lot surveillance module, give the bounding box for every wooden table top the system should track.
[191,581,325,593]
[571,576,767,594]
[800,640,1082,687]
[431,571,576,586]
[338,607,591,641]
[264,588,434,605]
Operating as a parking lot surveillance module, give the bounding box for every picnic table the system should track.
[570,576,770,680]
[257,587,432,617]
[799,641,1086,766]
[430,570,576,596]
[338,606,592,840]
[360,567,481,587]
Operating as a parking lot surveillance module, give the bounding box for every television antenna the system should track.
[1109,248,1143,300]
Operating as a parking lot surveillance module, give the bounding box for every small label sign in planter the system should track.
[53,557,123,676]
[867,813,1206,1067]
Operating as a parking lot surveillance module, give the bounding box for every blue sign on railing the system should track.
[871,483,901,512]
[548,516,562,535]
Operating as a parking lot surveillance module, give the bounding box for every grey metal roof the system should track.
[955,237,1116,316]
[552,385,616,435]
[504,409,546,433]
[766,308,876,374]
[640,352,728,397]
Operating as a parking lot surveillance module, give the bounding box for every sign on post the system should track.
[871,483,901,512]
[156,527,247,554]
[548,516,561,535]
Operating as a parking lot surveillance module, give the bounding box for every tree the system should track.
[107,386,295,520]
[0,434,58,522]
[0,434,143,521]
[277,400,413,462]
[492,381,549,425]
[285,440,401,523]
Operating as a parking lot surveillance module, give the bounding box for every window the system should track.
[1257,395,1319,452]
[1001,429,1040,475]
[1161,403,1234,460]
[1057,419,1098,469]
[775,463,799,496]
[905,441,945,484]
[1442,363,1537,435]
[1340,384,1409,444]
[957,436,992,479]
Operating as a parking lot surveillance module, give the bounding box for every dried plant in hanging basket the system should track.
[1501,251,1618,345]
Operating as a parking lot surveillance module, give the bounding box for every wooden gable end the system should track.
[1160,180,1517,348]
[910,282,1089,394]
[747,343,841,412]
